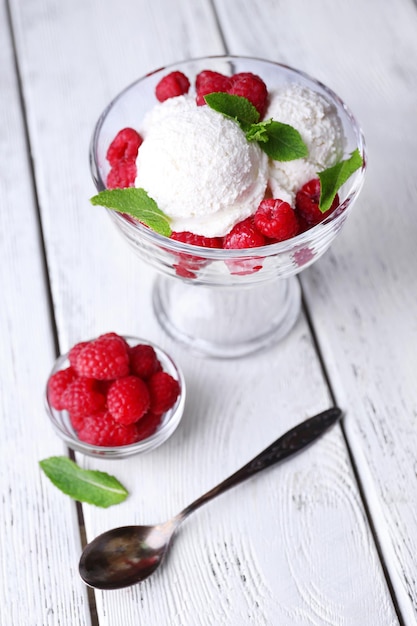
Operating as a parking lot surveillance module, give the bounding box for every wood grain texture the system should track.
[214,0,417,622]
[0,1,91,624]
[4,0,412,623]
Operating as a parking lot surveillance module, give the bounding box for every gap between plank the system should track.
[300,285,405,626]
[5,2,99,625]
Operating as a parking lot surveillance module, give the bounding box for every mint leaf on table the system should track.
[204,92,308,161]
[39,456,129,508]
[90,187,172,237]
[318,148,363,213]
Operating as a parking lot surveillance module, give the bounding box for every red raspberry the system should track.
[295,178,340,226]
[254,199,299,241]
[107,376,150,425]
[155,71,191,102]
[77,411,142,447]
[148,371,180,415]
[134,411,163,440]
[229,72,268,117]
[195,70,232,105]
[69,411,86,432]
[171,231,223,278]
[223,217,266,275]
[61,378,106,418]
[196,70,229,92]
[74,335,130,380]
[97,332,130,348]
[223,217,266,249]
[170,231,222,249]
[106,160,137,189]
[129,344,161,379]
[47,367,77,410]
[106,128,142,166]
[295,214,311,234]
[292,246,315,268]
[96,379,113,396]
[68,341,89,369]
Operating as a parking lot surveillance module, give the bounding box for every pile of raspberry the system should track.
[105,69,339,264]
[47,333,181,447]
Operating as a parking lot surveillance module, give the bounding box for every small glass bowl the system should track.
[44,336,186,458]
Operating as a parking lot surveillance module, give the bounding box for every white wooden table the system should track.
[1,0,417,624]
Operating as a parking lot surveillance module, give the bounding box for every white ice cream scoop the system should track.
[135,95,268,237]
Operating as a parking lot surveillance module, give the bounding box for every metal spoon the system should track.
[79,407,342,589]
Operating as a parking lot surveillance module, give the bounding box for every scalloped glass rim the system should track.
[90,54,367,259]
[44,336,186,458]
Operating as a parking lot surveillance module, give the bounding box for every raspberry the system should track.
[223,217,266,275]
[229,72,268,117]
[295,178,340,226]
[74,334,130,380]
[155,71,191,102]
[77,411,142,447]
[129,344,161,379]
[254,199,299,241]
[107,376,150,425]
[195,70,232,105]
[292,246,315,268]
[98,332,130,348]
[68,341,89,369]
[170,231,223,248]
[47,367,77,410]
[134,411,163,440]
[148,371,180,415]
[173,264,199,279]
[171,231,222,278]
[96,379,113,396]
[61,378,106,418]
[106,128,142,166]
[223,217,266,249]
[106,160,137,189]
[296,214,310,234]
[69,411,86,432]
[106,127,142,189]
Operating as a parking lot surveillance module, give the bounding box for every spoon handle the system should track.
[180,407,342,519]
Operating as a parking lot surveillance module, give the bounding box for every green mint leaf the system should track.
[204,92,308,162]
[204,92,260,127]
[90,187,172,237]
[318,148,363,213]
[39,456,129,508]
[256,121,308,161]
[245,120,272,143]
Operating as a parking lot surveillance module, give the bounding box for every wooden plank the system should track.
[0,1,91,624]
[8,0,400,623]
[215,0,417,622]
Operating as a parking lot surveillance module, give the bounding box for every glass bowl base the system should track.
[152,275,301,359]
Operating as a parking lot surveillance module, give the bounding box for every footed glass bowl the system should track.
[45,336,185,458]
[90,56,366,358]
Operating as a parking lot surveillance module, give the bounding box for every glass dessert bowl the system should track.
[45,335,185,458]
[90,56,366,358]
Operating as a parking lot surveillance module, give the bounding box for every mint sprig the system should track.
[204,92,260,127]
[318,148,363,213]
[249,120,308,161]
[204,92,308,161]
[90,187,172,237]
[39,456,129,508]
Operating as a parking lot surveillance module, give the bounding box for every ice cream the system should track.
[101,67,352,249]
[265,83,345,205]
[135,95,268,238]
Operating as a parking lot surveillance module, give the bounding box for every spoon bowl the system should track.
[79,407,342,589]
[80,521,180,589]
